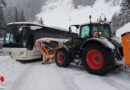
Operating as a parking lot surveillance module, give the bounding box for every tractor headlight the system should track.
[99,32,102,35]
[100,21,104,24]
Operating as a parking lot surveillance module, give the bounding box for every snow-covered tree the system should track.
[21,10,26,21]
[0,0,6,38]
[0,0,6,27]
[112,0,130,32]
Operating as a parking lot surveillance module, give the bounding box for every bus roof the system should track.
[7,22,44,26]
[7,22,68,31]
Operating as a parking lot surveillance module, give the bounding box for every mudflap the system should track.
[113,48,123,61]
[109,48,123,70]
[111,47,125,71]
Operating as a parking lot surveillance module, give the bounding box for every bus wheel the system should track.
[55,48,70,67]
[82,44,114,75]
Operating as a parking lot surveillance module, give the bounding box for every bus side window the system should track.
[80,26,90,38]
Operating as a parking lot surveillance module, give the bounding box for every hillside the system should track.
[0,0,129,32]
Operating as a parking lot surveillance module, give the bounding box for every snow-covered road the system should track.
[0,56,130,90]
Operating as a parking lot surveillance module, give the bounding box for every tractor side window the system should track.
[92,26,98,32]
[80,26,90,38]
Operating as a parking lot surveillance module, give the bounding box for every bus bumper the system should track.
[2,48,27,60]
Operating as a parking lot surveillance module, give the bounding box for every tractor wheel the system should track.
[55,48,71,67]
[82,44,115,75]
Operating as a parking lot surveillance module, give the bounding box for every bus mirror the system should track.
[19,26,23,34]
[27,34,34,50]
[69,25,79,33]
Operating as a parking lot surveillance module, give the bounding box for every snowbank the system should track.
[36,0,122,29]
[116,23,130,38]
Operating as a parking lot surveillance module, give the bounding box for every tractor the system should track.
[55,16,123,75]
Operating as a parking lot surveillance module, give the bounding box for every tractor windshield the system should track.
[80,24,111,39]
[92,24,111,38]
[3,24,27,47]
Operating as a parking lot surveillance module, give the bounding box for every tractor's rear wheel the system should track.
[55,48,71,67]
[82,44,115,75]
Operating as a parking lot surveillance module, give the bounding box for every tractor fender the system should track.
[60,45,70,54]
[80,38,115,50]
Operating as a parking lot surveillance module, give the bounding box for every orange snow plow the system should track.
[35,38,64,64]
[122,32,130,68]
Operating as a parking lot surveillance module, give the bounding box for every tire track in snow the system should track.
[55,66,80,90]
[5,62,130,90]
[9,63,32,90]
[10,63,80,90]
[101,77,130,90]
[100,72,130,90]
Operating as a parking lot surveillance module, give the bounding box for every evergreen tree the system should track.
[0,0,6,38]
[111,0,130,32]
[40,18,43,24]
[0,0,6,7]
[0,0,6,27]
[21,10,26,21]
[14,7,19,22]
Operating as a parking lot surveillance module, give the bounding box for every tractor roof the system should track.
[71,22,110,27]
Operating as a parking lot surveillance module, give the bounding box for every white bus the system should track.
[2,22,76,60]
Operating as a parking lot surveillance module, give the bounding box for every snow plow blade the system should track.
[35,38,66,63]
[122,32,130,68]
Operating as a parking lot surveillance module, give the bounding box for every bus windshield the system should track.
[3,24,27,47]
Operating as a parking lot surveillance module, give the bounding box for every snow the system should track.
[36,0,122,29]
[116,23,130,39]
[7,22,45,27]
[0,56,130,90]
[7,22,68,31]
[0,56,29,89]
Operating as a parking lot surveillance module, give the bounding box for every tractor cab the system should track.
[80,23,112,39]
[67,22,112,47]
[69,22,112,40]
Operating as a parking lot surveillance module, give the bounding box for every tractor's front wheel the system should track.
[55,48,71,67]
[82,44,114,75]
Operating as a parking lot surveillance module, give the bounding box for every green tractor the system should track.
[55,16,123,75]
